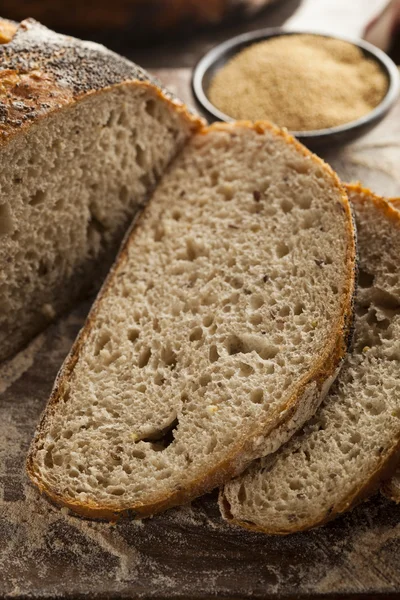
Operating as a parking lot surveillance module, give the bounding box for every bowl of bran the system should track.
[192,29,400,147]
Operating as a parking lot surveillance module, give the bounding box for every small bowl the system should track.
[192,28,400,148]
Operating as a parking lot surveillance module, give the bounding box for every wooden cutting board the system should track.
[1,2,400,598]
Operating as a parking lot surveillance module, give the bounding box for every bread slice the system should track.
[0,18,201,362]
[381,195,400,505]
[27,121,356,520]
[220,183,400,534]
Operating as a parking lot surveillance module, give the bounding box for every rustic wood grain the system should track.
[1,2,400,598]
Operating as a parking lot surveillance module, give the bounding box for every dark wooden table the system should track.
[1,1,400,598]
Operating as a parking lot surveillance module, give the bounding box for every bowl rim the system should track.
[192,27,400,139]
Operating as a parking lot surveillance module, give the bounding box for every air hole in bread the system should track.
[281,198,293,213]
[199,374,211,387]
[94,331,111,356]
[238,483,247,503]
[359,268,375,288]
[131,449,146,459]
[142,415,179,450]
[251,294,264,310]
[38,261,49,277]
[44,449,54,469]
[30,189,47,210]
[0,203,13,235]
[201,293,217,306]
[117,111,129,127]
[136,144,146,168]
[294,302,305,316]
[161,345,177,368]
[203,315,214,327]
[350,431,361,444]
[230,277,243,290]
[226,335,244,355]
[186,238,206,261]
[297,194,312,209]
[145,99,157,117]
[279,305,290,317]
[372,289,400,312]
[239,362,255,377]
[209,344,219,363]
[250,313,262,326]
[250,389,263,404]
[154,372,165,386]
[138,346,151,368]
[106,110,116,127]
[172,210,182,221]
[276,242,290,258]
[189,327,203,342]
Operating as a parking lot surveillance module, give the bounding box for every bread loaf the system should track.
[220,184,400,534]
[0,19,201,362]
[27,121,356,520]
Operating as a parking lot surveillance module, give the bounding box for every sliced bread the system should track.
[0,19,201,362]
[220,184,400,534]
[27,122,356,520]
[382,196,400,505]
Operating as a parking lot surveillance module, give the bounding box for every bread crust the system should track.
[26,121,357,521]
[0,19,202,143]
[220,183,400,535]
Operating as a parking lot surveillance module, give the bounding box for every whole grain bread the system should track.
[0,18,202,363]
[220,184,400,535]
[381,196,400,505]
[27,121,356,520]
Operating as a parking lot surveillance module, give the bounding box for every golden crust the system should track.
[27,121,357,521]
[221,182,400,535]
[0,18,17,44]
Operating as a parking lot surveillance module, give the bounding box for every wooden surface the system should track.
[1,1,400,598]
